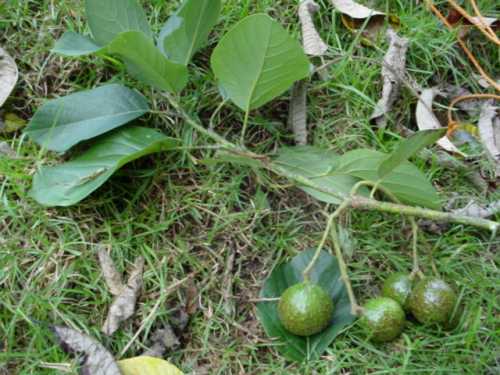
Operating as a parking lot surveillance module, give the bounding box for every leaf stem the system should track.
[240,109,250,144]
[330,222,363,316]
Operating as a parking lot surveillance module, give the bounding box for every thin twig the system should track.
[447,93,500,134]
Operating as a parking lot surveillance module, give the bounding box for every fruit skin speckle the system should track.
[382,273,413,310]
[278,282,334,336]
[360,297,405,343]
[408,278,457,325]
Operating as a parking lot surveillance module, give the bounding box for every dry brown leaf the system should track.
[416,88,466,157]
[288,80,308,145]
[142,324,181,358]
[51,325,121,375]
[298,0,328,56]
[478,101,499,176]
[452,200,500,219]
[0,141,16,158]
[370,28,409,127]
[331,0,384,19]
[0,47,18,108]
[98,247,145,336]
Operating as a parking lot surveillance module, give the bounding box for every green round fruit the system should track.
[408,278,457,325]
[381,273,412,310]
[360,297,405,343]
[278,282,334,336]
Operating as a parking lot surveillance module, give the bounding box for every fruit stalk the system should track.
[163,94,499,233]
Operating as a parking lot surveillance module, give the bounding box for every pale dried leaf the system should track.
[0,141,16,158]
[97,247,124,296]
[416,88,466,157]
[51,325,121,375]
[330,0,384,19]
[298,0,328,56]
[478,101,500,176]
[142,324,180,358]
[99,250,145,336]
[452,200,500,219]
[370,29,409,127]
[0,47,18,108]
[288,80,308,145]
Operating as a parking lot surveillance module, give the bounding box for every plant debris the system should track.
[452,200,500,219]
[370,29,409,128]
[478,101,499,176]
[51,325,121,375]
[288,80,308,145]
[416,88,466,157]
[0,47,18,107]
[97,246,145,336]
[0,141,16,158]
[298,0,328,56]
[142,324,181,358]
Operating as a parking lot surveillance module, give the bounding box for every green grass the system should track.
[1,0,499,374]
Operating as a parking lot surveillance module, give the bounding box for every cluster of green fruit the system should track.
[360,274,458,342]
[277,274,457,342]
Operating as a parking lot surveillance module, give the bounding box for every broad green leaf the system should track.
[30,127,178,206]
[25,84,149,152]
[52,31,101,56]
[118,356,184,375]
[211,14,310,111]
[52,31,188,93]
[257,249,356,362]
[336,149,441,209]
[85,0,152,45]
[105,31,188,92]
[378,129,446,179]
[159,0,221,65]
[274,146,369,204]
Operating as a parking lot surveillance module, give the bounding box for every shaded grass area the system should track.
[1,0,499,374]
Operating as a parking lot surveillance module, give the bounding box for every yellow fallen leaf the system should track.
[118,356,184,375]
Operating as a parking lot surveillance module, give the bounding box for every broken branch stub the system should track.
[288,80,308,145]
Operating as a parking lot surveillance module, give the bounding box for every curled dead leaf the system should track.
[51,325,121,375]
[142,324,180,358]
[331,0,399,42]
[452,200,500,219]
[416,88,466,157]
[298,0,328,56]
[288,80,308,145]
[370,28,409,128]
[98,247,145,336]
[478,101,499,176]
[0,47,18,107]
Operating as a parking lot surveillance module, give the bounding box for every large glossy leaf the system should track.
[274,146,369,204]
[85,0,152,45]
[105,31,188,92]
[257,249,356,362]
[211,14,310,111]
[118,356,184,375]
[25,84,149,152]
[336,149,441,209]
[159,0,221,65]
[378,129,446,179]
[30,127,178,206]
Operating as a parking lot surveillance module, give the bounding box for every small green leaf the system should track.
[159,0,221,65]
[52,31,101,56]
[211,14,310,111]
[85,0,152,45]
[104,31,188,92]
[118,356,184,375]
[336,149,441,209]
[274,146,369,204]
[378,129,446,179]
[257,249,356,362]
[25,84,149,152]
[30,127,178,206]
